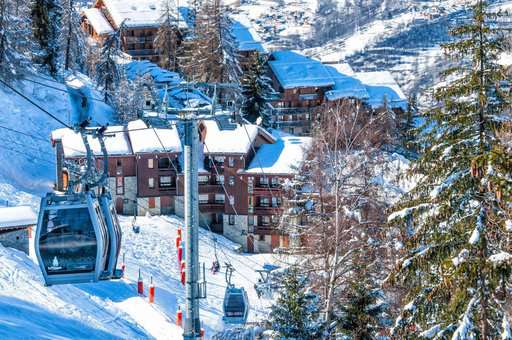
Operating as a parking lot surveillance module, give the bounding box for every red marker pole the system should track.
[180,263,186,286]
[176,306,183,327]
[137,269,144,295]
[200,327,205,340]
[177,227,182,239]
[149,276,155,303]
[178,246,183,263]
[175,235,181,249]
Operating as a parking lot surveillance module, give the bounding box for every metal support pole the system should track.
[183,118,201,339]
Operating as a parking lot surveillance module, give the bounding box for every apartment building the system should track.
[266,50,408,135]
[51,120,310,253]
[81,0,191,62]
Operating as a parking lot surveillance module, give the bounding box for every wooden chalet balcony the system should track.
[126,49,157,56]
[253,204,282,214]
[253,183,281,193]
[124,36,155,44]
[268,105,315,116]
[199,201,224,213]
[252,225,281,235]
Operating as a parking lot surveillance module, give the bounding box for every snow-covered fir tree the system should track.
[59,0,84,71]
[337,265,390,339]
[269,266,323,339]
[154,0,180,71]
[0,0,33,80]
[31,0,62,75]
[387,1,512,338]
[241,53,275,123]
[96,26,122,103]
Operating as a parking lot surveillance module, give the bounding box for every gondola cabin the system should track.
[222,286,249,325]
[35,192,111,285]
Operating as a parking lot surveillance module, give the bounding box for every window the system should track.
[148,177,155,188]
[199,194,209,204]
[261,216,270,225]
[248,215,254,226]
[272,197,280,207]
[158,157,171,169]
[272,215,280,224]
[214,156,225,164]
[215,194,225,204]
[259,177,269,186]
[247,177,253,193]
[228,176,235,186]
[228,215,235,225]
[229,195,234,205]
[228,157,234,167]
[159,176,172,187]
[116,177,124,195]
[216,175,224,185]
[148,158,154,169]
[271,177,279,187]
[148,197,156,209]
[198,175,209,184]
[260,197,270,207]
[259,234,265,241]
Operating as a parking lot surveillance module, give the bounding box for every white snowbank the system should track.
[82,8,114,35]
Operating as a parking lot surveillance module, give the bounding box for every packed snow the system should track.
[82,8,114,35]
[0,214,277,339]
[128,120,182,154]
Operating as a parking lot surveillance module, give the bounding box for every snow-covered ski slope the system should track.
[0,74,113,195]
[0,215,274,339]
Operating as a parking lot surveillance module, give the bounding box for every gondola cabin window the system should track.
[39,208,98,274]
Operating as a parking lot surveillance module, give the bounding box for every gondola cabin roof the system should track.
[0,206,37,229]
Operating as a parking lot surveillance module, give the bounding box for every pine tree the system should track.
[113,72,148,122]
[241,53,276,123]
[388,2,512,338]
[154,0,179,71]
[32,0,62,75]
[0,0,33,80]
[337,266,390,339]
[59,0,84,71]
[269,266,323,339]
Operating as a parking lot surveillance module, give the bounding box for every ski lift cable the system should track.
[0,144,57,167]
[0,78,72,129]
[21,77,110,104]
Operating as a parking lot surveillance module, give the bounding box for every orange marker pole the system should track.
[149,276,155,303]
[177,227,182,239]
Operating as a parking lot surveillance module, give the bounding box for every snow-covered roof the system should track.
[354,71,408,111]
[324,65,369,101]
[51,126,132,157]
[127,120,182,154]
[82,8,114,35]
[125,60,182,85]
[269,51,334,89]
[101,0,190,29]
[0,206,37,229]
[245,133,312,175]
[202,120,265,155]
[231,19,266,53]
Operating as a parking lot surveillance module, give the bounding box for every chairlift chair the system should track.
[35,192,110,286]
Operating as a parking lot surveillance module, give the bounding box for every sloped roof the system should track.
[51,126,132,157]
[231,19,266,53]
[127,120,182,153]
[354,71,408,110]
[245,131,311,175]
[0,206,37,229]
[82,8,114,35]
